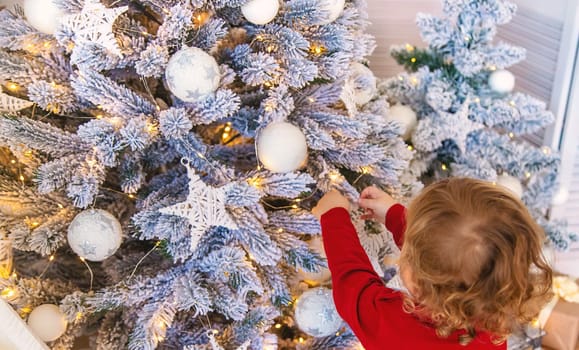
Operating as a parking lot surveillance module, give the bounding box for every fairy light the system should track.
[525,172,532,179]
[31,221,40,228]
[49,255,55,262]
[221,132,229,140]
[329,171,340,182]
[310,44,326,55]
[10,159,16,164]
[464,36,470,41]
[508,132,514,139]
[361,166,370,174]
[441,164,448,171]
[75,312,83,321]
[19,175,24,181]
[407,145,414,151]
[410,57,417,63]
[266,45,275,53]
[509,100,516,107]
[489,65,497,71]
[291,204,298,209]
[193,11,211,26]
[212,329,219,335]
[405,43,414,52]
[256,34,264,41]
[7,82,18,91]
[128,194,136,199]
[274,323,282,329]
[307,97,315,103]
[57,203,64,209]
[277,228,283,233]
[264,81,272,88]
[43,41,51,48]
[298,337,304,343]
[248,177,261,188]
[224,124,232,133]
[95,114,103,119]
[410,77,419,85]
[1,288,15,298]
[474,97,480,103]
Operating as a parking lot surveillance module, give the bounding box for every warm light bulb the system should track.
[7,82,18,91]
[19,175,24,181]
[441,164,448,171]
[410,57,416,63]
[222,132,229,140]
[277,228,283,233]
[274,323,282,329]
[291,204,298,209]
[407,145,414,151]
[508,132,514,139]
[49,255,55,262]
[405,43,414,52]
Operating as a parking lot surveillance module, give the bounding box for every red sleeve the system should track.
[320,207,400,341]
[385,203,406,249]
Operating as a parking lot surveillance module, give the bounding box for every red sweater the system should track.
[320,205,505,350]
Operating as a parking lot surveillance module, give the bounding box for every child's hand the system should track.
[312,190,350,220]
[359,186,398,224]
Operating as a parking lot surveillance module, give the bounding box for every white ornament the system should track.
[159,160,237,251]
[489,69,515,94]
[552,186,570,206]
[60,0,128,56]
[241,0,280,25]
[319,0,346,25]
[297,236,331,284]
[27,304,67,342]
[0,92,34,113]
[67,209,123,262]
[295,287,342,337]
[165,47,221,103]
[496,174,523,199]
[386,104,418,141]
[257,122,308,173]
[348,62,377,106]
[23,0,65,34]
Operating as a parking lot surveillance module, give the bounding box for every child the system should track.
[312,178,553,349]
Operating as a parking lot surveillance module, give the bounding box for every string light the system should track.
[508,132,514,139]
[49,255,55,262]
[224,123,232,133]
[310,44,326,55]
[328,171,340,182]
[10,159,16,164]
[509,100,516,107]
[405,43,414,52]
[75,312,83,321]
[19,175,24,181]
[410,77,419,85]
[410,57,417,63]
[277,228,283,233]
[1,288,15,298]
[407,145,414,151]
[274,323,282,329]
[291,204,298,209]
[57,203,64,209]
[95,114,103,119]
[248,177,261,188]
[441,164,448,171]
[298,337,304,343]
[307,97,315,103]
[542,146,551,155]
[398,75,404,81]
[361,166,370,174]
[474,97,480,103]
[525,172,532,179]
[221,132,229,140]
[7,82,18,91]
[128,194,135,199]
[489,65,497,71]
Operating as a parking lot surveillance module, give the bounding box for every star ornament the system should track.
[61,0,128,56]
[158,161,237,252]
[437,97,484,153]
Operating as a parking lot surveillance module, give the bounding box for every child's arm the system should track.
[313,191,403,341]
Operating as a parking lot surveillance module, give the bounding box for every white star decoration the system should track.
[60,0,128,56]
[158,161,237,252]
[437,97,484,153]
[0,93,33,112]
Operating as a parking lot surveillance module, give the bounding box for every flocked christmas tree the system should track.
[380,0,577,251]
[0,0,418,349]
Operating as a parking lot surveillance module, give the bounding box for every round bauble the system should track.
[349,62,377,106]
[67,209,123,262]
[23,0,65,35]
[257,122,308,173]
[496,174,523,199]
[27,304,67,342]
[294,287,342,337]
[319,0,346,25]
[489,69,515,94]
[165,47,221,103]
[241,0,280,25]
[297,236,331,284]
[552,186,570,206]
[386,104,418,141]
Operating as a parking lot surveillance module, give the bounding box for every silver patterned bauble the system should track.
[319,0,346,25]
[257,122,308,173]
[67,209,122,262]
[27,304,68,342]
[349,62,377,105]
[24,0,65,34]
[294,287,342,337]
[241,0,280,25]
[165,47,221,103]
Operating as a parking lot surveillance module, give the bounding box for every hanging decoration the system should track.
[67,209,123,262]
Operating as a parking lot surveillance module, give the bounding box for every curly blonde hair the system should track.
[399,178,553,345]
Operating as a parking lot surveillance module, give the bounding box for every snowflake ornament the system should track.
[60,0,128,56]
[158,159,237,252]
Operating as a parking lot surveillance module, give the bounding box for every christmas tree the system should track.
[0,0,416,349]
[380,0,577,251]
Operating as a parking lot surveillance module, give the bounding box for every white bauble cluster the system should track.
[257,122,308,173]
[489,69,515,94]
[241,0,280,25]
[24,0,65,34]
[294,287,342,337]
[27,304,67,342]
[67,209,123,262]
[496,174,523,199]
[165,47,221,103]
[386,104,418,141]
